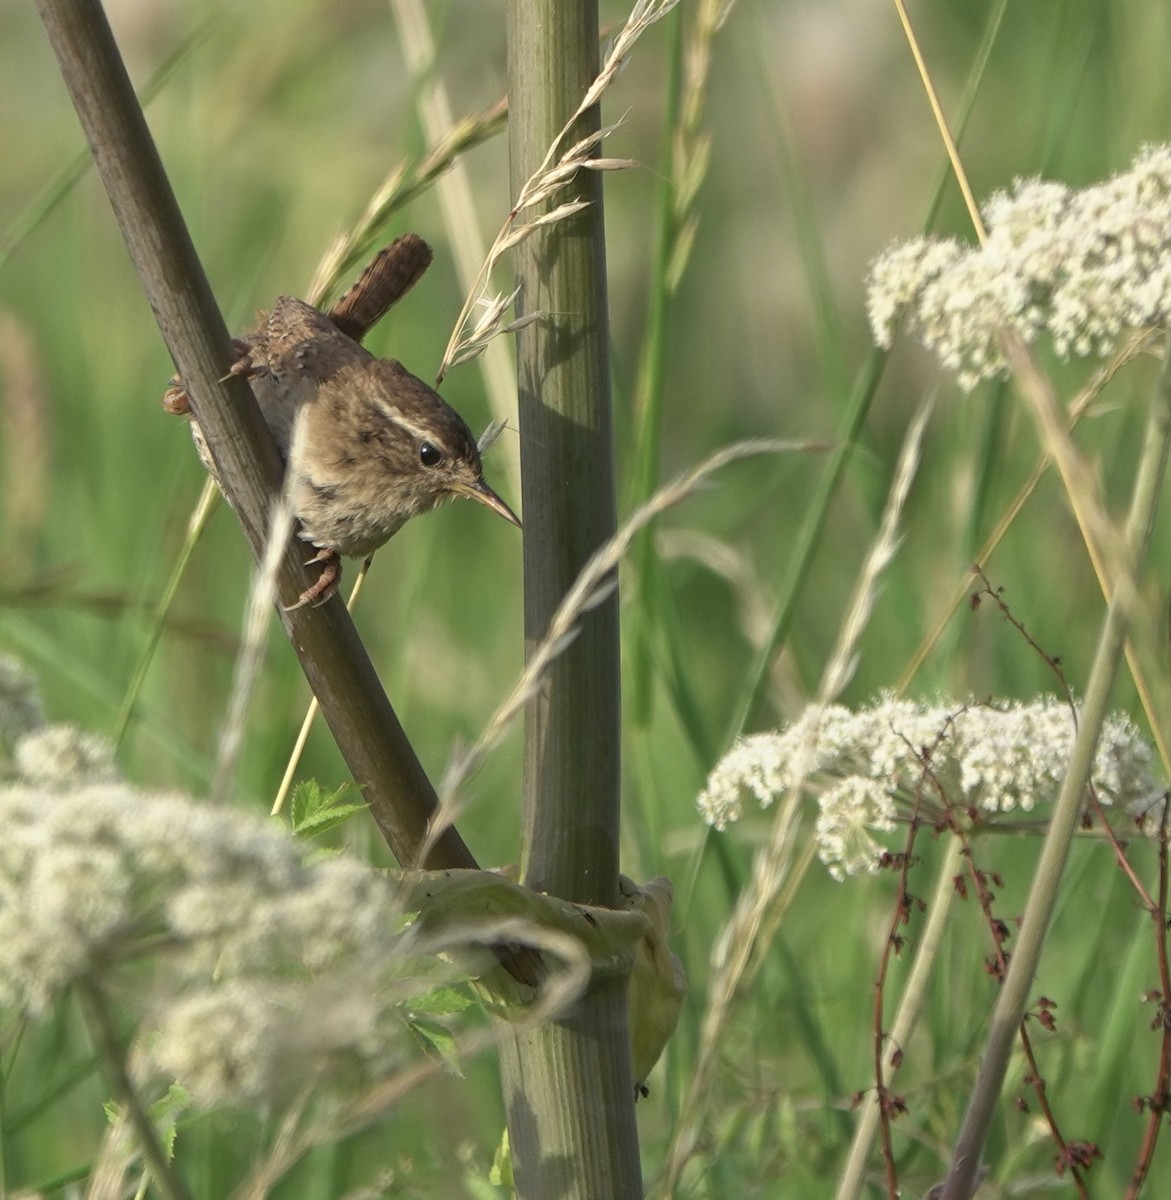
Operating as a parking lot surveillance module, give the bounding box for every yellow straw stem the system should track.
[271,555,373,816]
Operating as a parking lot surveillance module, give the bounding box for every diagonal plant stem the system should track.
[271,556,373,816]
[34,0,480,876]
[938,348,1171,1200]
[892,0,985,240]
[0,15,216,270]
[78,981,192,1200]
[427,440,802,855]
[111,477,219,749]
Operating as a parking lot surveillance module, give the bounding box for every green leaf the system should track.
[102,1084,190,1162]
[409,985,474,1017]
[407,1014,464,1076]
[488,1128,513,1189]
[149,1084,191,1161]
[287,779,368,839]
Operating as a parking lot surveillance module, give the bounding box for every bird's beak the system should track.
[458,477,522,529]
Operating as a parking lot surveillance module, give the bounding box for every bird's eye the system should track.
[419,442,443,467]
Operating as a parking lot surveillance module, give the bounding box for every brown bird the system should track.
[166,235,519,606]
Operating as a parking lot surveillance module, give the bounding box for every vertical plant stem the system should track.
[939,356,1171,1200]
[78,981,193,1200]
[500,1,640,1196]
[510,9,620,905]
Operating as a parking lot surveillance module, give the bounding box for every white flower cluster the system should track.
[697,696,1163,880]
[15,724,118,787]
[0,654,118,788]
[867,144,1171,389]
[0,781,426,1106]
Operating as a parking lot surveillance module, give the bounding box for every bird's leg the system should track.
[223,338,259,382]
[161,380,192,415]
[161,339,256,415]
[283,546,341,611]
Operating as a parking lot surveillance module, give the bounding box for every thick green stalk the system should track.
[502,1,640,1196]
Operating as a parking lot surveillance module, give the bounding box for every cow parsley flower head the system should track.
[0,664,472,1110]
[0,780,438,1107]
[867,143,1171,389]
[153,976,404,1106]
[14,724,118,787]
[868,237,964,350]
[697,696,1163,879]
[814,777,898,882]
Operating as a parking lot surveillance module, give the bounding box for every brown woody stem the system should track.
[34,0,478,874]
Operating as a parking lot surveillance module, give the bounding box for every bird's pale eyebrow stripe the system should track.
[366,395,404,425]
[365,396,447,447]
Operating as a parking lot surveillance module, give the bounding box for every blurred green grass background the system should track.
[1,1,1169,1195]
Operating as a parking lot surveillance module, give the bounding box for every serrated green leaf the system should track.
[288,779,368,839]
[149,1083,191,1161]
[102,1083,189,1161]
[407,1014,464,1075]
